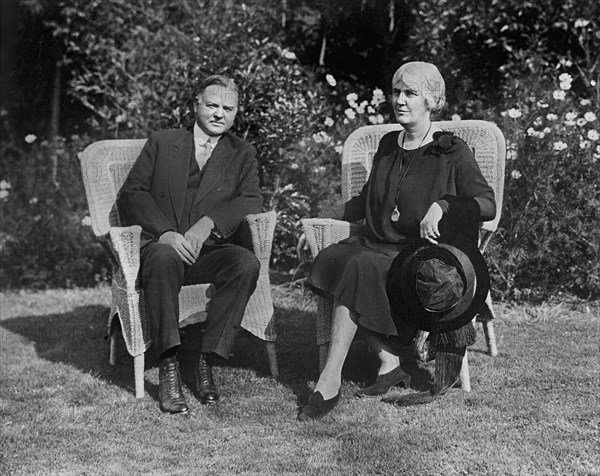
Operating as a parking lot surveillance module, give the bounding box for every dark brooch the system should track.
[428,131,458,155]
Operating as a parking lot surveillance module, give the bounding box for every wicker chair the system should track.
[79,139,278,398]
[301,120,505,391]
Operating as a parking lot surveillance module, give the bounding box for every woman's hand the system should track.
[420,202,443,244]
[296,233,311,264]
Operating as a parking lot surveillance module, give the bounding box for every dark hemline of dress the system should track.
[306,234,411,336]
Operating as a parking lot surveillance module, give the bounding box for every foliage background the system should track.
[1,0,599,300]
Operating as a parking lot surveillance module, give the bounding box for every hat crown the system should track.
[416,258,464,312]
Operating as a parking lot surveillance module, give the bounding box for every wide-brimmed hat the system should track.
[386,232,490,334]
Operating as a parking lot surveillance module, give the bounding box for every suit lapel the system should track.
[169,131,193,230]
[193,133,238,204]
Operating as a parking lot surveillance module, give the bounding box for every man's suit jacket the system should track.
[117,128,262,245]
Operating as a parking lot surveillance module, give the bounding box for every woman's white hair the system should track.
[392,62,446,113]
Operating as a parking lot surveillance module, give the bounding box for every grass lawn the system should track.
[1,284,598,476]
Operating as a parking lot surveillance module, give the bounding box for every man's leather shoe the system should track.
[195,353,220,404]
[297,389,341,421]
[355,366,411,398]
[158,359,189,414]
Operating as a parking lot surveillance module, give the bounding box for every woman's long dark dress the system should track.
[307,130,496,336]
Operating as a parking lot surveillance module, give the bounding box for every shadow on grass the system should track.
[0,301,330,405]
[0,297,433,407]
[0,305,138,392]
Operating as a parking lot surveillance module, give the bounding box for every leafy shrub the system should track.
[2,0,599,300]
[0,135,109,288]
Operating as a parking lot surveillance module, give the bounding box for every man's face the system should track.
[195,85,238,136]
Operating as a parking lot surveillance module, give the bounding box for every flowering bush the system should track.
[270,84,392,268]
[488,60,599,300]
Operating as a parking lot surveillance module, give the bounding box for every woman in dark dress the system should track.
[297,62,496,421]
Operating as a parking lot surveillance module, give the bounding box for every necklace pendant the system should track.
[391,206,400,222]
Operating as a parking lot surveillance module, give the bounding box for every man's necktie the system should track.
[196,139,213,171]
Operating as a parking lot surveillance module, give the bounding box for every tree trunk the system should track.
[49,58,61,188]
[281,0,287,28]
[49,60,61,139]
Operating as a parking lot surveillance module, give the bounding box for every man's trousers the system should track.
[139,241,260,359]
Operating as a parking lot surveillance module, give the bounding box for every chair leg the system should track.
[460,350,471,392]
[481,292,499,357]
[109,332,118,366]
[134,354,145,399]
[482,320,498,357]
[266,341,279,379]
[318,342,329,374]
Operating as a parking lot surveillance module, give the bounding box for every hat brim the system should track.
[386,231,490,333]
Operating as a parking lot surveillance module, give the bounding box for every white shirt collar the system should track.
[194,123,221,146]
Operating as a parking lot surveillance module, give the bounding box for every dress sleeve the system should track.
[454,142,496,222]
[320,183,367,221]
[319,131,397,222]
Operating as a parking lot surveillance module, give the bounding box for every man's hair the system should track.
[197,75,239,102]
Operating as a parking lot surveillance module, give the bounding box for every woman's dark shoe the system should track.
[355,365,411,398]
[298,390,341,421]
[158,359,189,414]
[195,353,220,404]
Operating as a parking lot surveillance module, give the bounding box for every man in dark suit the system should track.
[117,75,263,414]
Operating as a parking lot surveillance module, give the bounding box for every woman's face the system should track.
[391,73,431,128]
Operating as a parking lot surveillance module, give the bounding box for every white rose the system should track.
[558,73,573,83]
[565,112,577,120]
[344,108,356,120]
[553,90,566,100]
[553,141,568,151]
[507,108,522,119]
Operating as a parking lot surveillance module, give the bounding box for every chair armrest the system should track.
[108,225,142,290]
[236,211,276,262]
[301,218,361,258]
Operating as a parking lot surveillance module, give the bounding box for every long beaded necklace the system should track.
[390,122,432,222]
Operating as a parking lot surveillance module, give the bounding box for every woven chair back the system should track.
[79,139,147,237]
[341,120,506,233]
